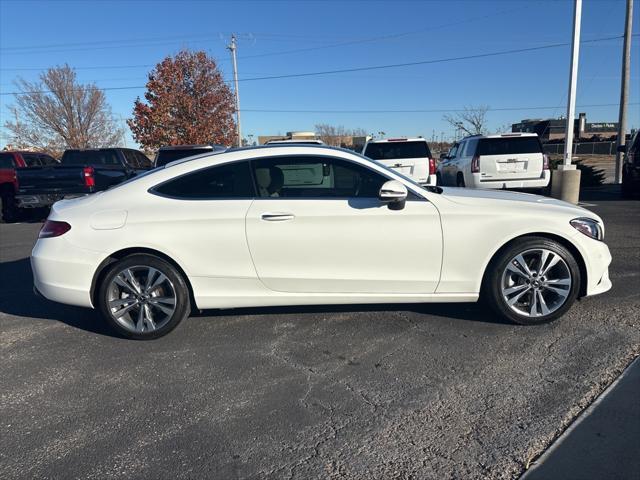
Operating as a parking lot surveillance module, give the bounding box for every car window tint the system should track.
[364,141,431,160]
[153,161,254,199]
[0,153,16,168]
[448,143,459,158]
[476,137,543,156]
[39,155,58,165]
[252,156,388,199]
[135,151,151,168]
[123,150,139,168]
[23,154,42,166]
[62,150,120,165]
[155,148,212,167]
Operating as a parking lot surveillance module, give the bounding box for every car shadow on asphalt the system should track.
[199,302,510,326]
[0,257,116,337]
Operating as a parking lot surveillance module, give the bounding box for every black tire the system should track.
[456,173,466,188]
[97,254,191,340]
[482,236,581,325]
[1,194,19,223]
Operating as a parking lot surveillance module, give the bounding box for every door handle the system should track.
[261,212,295,222]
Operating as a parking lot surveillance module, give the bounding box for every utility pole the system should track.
[551,0,582,204]
[615,0,634,184]
[227,34,242,147]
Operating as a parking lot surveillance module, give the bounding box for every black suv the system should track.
[154,144,226,168]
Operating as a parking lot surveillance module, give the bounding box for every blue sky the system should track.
[1,0,638,147]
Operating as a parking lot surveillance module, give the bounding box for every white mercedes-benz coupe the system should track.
[31,145,612,339]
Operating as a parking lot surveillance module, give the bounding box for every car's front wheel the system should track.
[483,237,581,325]
[97,254,191,339]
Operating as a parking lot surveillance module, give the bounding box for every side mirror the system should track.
[379,180,408,210]
[617,145,627,153]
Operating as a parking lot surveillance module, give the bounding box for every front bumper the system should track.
[580,236,613,297]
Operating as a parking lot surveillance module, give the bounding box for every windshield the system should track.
[62,150,120,165]
[364,141,431,160]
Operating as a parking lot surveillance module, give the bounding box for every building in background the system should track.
[258,131,370,151]
[512,113,618,142]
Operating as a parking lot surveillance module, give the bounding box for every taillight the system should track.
[39,220,71,238]
[543,154,550,170]
[471,155,480,173]
[428,158,436,175]
[83,166,95,188]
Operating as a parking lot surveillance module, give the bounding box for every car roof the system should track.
[461,133,539,140]
[366,137,428,143]
[265,139,324,144]
[158,144,225,150]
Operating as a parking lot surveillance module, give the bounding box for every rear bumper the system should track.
[468,170,551,189]
[420,174,438,186]
[31,237,103,308]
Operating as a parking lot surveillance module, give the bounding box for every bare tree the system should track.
[315,124,368,147]
[4,65,123,155]
[443,105,490,137]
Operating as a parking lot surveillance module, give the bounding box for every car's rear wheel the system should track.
[456,173,465,188]
[483,237,581,325]
[97,254,190,339]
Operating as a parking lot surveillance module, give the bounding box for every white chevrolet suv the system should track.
[362,137,437,186]
[437,133,550,190]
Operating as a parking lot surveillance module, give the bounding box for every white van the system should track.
[362,137,437,186]
[437,133,550,190]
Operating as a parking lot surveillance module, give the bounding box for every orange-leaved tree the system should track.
[128,50,236,149]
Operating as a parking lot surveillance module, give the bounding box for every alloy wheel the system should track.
[500,248,572,318]
[106,265,177,333]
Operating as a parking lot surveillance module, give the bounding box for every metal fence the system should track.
[543,141,616,156]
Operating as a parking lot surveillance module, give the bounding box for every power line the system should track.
[234,34,633,82]
[0,34,634,96]
[241,103,639,114]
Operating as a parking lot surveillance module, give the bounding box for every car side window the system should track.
[40,154,58,165]
[123,150,139,168]
[0,153,16,168]
[135,151,151,168]
[152,161,254,199]
[251,156,388,199]
[447,143,459,159]
[23,154,42,166]
[464,139,478,157]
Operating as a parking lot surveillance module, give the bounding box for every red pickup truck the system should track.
[0,151,58,222]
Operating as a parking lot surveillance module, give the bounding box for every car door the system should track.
[442,143,459,185]
[245,155,442,294]
[145,160,257,283]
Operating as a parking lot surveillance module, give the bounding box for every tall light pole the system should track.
[615,0,634,184]
[551,0,583,204]
[227,34,242,147]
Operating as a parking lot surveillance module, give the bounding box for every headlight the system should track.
[570,218,604,241]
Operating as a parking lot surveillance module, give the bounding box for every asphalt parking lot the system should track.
[1,187,639,480]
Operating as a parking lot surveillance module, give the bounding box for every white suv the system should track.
[437,133,550,190]
[362,137,437,186]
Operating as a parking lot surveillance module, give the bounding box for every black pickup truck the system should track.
[16,148,152,208]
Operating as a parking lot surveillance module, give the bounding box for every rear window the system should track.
[364,141,431,160]
[0,153,16,168]
[155,148,212,167]
[62,150,120,166]
[476,137,542,156]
